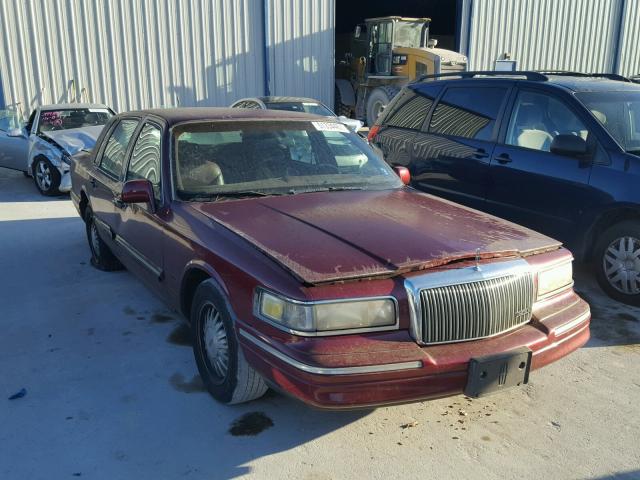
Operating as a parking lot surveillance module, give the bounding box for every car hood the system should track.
[41,125,104,155]
[192,189,560,284]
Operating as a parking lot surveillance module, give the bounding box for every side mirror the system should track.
[550,134,588,157]
[7,128,25,138]
[121,179,155,210]
[354,25,361,38]
[393,166,411,185]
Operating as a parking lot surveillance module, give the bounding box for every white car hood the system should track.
[42,125,104,155]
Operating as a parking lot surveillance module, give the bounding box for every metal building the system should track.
[458,0,639,76]
[0,0,335,115]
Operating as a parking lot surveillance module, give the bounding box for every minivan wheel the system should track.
[84,207,123,271]
[594,221,640,306]
[191,280,268,405]
[33,157,61,196]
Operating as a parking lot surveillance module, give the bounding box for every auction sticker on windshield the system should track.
[312,121,349,133]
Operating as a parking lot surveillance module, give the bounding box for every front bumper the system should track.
[239,291,590,409]
[58,170,71,192]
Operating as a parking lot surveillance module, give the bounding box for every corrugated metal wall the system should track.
[465,0,625,73]
[0,0,336,115]
[267,0,334,107]
[618,0,640,77]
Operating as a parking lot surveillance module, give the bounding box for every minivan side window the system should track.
[99,120,139,178]
[505,90,589,153]
[429,87,508,141]
[380,84,441,130]
[127,123,162,202]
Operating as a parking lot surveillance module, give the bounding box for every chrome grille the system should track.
[418,272,535,345]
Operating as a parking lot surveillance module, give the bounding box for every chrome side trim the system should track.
[239,329,423,375]
[404,259,532,345]
[93,216,112,237]
[114,235,163,280]
[252,288,399,337]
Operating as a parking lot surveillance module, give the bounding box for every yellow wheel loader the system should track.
[335,16,468,126]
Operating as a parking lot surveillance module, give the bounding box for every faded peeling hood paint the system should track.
[41,125,104,155]
[193,189,561,284]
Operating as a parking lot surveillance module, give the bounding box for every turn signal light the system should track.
[368,125,380,142]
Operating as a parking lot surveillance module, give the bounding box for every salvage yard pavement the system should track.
[1,168,638,480]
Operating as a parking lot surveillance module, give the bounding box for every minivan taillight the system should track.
[368,125,380,142]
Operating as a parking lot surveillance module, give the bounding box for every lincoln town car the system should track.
[70,108,590,408]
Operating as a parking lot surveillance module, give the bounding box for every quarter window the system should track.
[99,120,139,178]
[506,91,589,152]
[380,84,441,130]
[127,123,162,201]
[429,87,508,140]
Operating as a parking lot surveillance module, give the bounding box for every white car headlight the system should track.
[537,262,573,299]
[256,289,397,335]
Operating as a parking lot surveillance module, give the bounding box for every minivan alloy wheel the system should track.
[603,236,640,294]
[201,302,229,382]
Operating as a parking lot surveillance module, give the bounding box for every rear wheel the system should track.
[84,207,123,271]
[33,157,61,196]
[192,280,268,405]
[365,86,400,126]
[594,221,640,306]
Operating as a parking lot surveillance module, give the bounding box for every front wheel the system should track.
[33,157,61,196]
[192,280,268,405]
[365,86,399,126]
[84,207,123,271]
[594,221,640,306]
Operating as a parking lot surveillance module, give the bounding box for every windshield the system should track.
[174,121,401,200]
[264,102,335,117]
[37,108,113,133]
[576,91,640,154]
[394,22,425,48]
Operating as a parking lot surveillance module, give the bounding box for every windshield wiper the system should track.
[288,186,366,194]
[184,190,283,202]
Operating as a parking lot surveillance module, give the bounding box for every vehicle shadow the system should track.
[0,167,69,203]
[573,263,640,349]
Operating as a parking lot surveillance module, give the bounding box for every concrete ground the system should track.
[0,167,638,480]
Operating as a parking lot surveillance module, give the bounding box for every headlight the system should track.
[537,262,573,299]
[256,289,397,335]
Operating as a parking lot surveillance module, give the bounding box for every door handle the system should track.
[495,153,512,164]
[473,149,490,159]
[90,177,97,188]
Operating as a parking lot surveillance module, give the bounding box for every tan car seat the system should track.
[515,104,554,151]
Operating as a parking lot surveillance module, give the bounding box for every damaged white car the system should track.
[0,104,114,195]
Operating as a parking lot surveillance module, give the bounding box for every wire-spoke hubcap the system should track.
[90,221,101,258]
[603,236,640,295]
[35,161,52,190]
[202,302,229,381]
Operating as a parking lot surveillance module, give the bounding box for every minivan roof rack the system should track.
[536,71,632,82]
[417,71,548,82]
[417,70,634,83]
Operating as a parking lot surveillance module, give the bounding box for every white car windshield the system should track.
[37,108,113,133]
[264,102,335,117]
[174,120,401,200]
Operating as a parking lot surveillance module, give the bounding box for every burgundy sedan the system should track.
[70,108,590,409]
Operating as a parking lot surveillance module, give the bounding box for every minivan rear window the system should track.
[429,87,508,141]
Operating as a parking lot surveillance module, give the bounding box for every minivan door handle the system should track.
[90,177,97,188]
[495,153,512,164]
[473,149,490,159]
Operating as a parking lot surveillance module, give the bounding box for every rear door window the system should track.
[99,119,139,179]
[380,85,440,130]
[429,86,509,141]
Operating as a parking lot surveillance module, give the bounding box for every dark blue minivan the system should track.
[371,72,640,305]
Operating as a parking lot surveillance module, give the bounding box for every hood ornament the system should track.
[474,248,482,272]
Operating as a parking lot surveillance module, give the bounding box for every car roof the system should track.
[40,103,111,110]
[415,72,640,93]
[124,107,329,127]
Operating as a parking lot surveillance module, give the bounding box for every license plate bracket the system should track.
[464,347,532,398]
